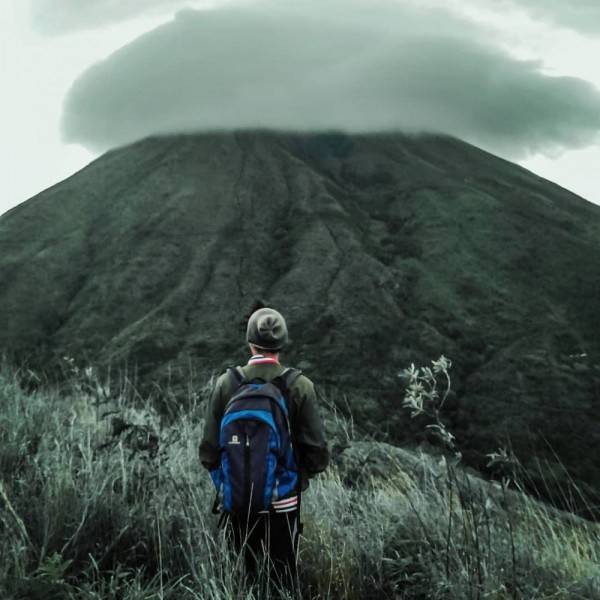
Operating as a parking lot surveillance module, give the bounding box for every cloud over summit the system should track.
[30,0,212,34]
[61,0,600,157]
[504,0,600,36]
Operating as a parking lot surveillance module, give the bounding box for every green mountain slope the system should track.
[1,131,599,512]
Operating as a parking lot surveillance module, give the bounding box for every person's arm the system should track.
[293,378,330,482]
[198,373,227,470]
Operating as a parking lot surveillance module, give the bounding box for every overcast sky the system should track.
[2,0,600,216]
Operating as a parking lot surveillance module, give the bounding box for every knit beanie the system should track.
[246,307,288,351]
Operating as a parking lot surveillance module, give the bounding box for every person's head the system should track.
[246,307,288,354]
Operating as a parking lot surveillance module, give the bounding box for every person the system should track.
[199,306,329,593]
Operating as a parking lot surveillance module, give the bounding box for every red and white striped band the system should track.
[247,354,280,365]
[258,495,299,514]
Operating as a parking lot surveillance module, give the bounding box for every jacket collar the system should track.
[247,354,280,365]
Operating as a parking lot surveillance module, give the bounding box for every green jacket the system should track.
[199,361,330,490]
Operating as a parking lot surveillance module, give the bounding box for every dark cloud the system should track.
[30,0,199,34]
[507,0,600,36]
[29,0,600,38]
[61,1,600,158]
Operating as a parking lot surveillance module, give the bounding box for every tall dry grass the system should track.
[0,365,598,599]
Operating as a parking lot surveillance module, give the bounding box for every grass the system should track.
[0,366,599,599]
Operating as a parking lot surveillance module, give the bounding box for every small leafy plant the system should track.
[400,355,460,459]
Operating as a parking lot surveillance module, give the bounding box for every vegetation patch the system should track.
[0,363,599,598]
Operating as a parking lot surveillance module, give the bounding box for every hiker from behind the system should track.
[198,307,330,591]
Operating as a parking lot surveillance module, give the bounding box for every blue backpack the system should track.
[210,366,302,515]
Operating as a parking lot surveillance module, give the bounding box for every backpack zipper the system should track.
[244,433,251,509]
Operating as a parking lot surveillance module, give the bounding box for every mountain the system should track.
[1,130,599,514]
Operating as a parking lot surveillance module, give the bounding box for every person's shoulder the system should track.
[287,368,315,395]
[212,368,236,395]
[215,370,229,386]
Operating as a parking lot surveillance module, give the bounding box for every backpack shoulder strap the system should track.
[271,367,305,528]
[271,367,302,396]
[283,367,302,389]
[227,366,247,389]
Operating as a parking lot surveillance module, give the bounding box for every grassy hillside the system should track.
[0,365,598,599]
[2,131,600,512]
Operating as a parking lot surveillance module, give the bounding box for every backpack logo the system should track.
[228,435,241,445]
